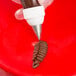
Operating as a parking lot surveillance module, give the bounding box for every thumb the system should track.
[15,8,24,20]
[15,0,54,20]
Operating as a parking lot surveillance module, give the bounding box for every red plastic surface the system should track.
[0,0,76,76]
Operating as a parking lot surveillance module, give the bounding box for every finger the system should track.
[12,0,54,8]
[12,0,21,4]
[15,8,24,20]
[39,0,54,8]
[14,0,54,20]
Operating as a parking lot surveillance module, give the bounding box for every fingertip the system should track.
[12,0,21,4]
[40,0,54,8]
[15,8,24,20]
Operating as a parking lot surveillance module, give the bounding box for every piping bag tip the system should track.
[32,25,41,40]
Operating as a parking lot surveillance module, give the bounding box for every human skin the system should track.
[0,0,76,75]
[12,0,54,20]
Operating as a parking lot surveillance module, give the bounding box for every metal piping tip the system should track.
[32,25,41,40]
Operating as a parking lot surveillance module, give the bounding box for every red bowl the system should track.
[0,0,76,76]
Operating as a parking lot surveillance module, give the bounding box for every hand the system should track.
[12,0,54,20]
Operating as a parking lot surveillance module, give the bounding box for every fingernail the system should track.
[15,9,24,20]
